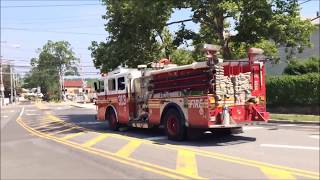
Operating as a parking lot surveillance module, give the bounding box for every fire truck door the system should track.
[116,76,130,123]
[97,79,106,121]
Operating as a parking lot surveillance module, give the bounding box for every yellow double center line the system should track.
[27,105,320,179]
[105,132,319,179]
[176,149,198,177]
[16,117,205,179]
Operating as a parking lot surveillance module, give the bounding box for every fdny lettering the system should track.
[189,99,204,108]
[118,95,126,106]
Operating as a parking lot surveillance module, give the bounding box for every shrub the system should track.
[283,57,320,75]
[266,73,319,106]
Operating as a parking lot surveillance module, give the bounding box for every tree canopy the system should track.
[90,0,315,71]
[174,0,314,60]
[90,0,173,72]
[24,40,78,100]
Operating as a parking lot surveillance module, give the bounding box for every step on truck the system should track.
[94,44,269,140]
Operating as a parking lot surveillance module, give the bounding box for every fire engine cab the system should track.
[94,44,269,140]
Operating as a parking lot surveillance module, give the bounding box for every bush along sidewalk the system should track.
[266,73,319,106]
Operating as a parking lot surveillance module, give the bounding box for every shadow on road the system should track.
[58,113,256,147]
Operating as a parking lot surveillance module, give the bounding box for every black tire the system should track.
[106,109,119,131]
[164,108,186,141]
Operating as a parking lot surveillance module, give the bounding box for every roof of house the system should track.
[64,80,83,87]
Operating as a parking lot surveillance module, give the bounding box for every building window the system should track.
[108,79,116,91]
[117,77,125,90]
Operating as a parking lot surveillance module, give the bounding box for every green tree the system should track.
[64,66,80,76]
[24,40,78,100]
[171,49,194,65]
[283,57,320,75]
[229,40,279,60]
[90,0,173,72]
[1,64,12,97]
[173,0,315,60]
[159,27,177,59]
[91,0,314,71]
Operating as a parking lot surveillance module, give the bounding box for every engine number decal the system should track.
[118,94,127,106]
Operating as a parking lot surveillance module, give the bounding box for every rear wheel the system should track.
[106,109,119,131]
[164,109,186,141]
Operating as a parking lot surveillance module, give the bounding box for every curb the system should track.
[69,104,85,108]
[69,103,96,109]
[268,119,320,126]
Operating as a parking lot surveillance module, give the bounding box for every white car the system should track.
[36,93,44,98]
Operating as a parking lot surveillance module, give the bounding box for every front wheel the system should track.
[164,109,186,141]
[106,110,119,131]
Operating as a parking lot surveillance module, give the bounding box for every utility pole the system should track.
[10,65,13,103]
[60,68,65,101]
[13,72,17,103]
[0,60,5,107]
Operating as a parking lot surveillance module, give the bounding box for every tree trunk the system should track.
[216,15,232,59]
[223,39,232,59]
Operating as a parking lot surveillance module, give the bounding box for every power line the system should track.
[4,16,105,25]
[1,3,103,8]
[5,14,102,22]
[0,59,31,62]
[1,58,96,65]
[1,0,100,1]
[5,19,103,25]
[299,0,312,5]
[10,70,100,74]
[1,57,96,64]
[2,27,105,36]
[2,45,93,51]
[11,65,96,68]
[311,16,320,21]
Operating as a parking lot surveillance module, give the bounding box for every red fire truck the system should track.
[94,45,269,140]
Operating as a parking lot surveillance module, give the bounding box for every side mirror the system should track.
[94,82,98,92]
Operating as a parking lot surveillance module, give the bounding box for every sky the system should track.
[1,0,319,78]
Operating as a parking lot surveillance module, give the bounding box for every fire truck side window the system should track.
[99,80,104,92]
[117,77,125,90]
[108,79,116,91]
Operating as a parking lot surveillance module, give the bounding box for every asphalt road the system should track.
[1,101,319,179]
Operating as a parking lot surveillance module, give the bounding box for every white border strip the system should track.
[309,135,319,139]
[261,144,319,150]
[144,136,167,141]
[19,107,25,118]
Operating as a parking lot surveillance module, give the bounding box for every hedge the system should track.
[266,73,320,106]
[283,57,320,75]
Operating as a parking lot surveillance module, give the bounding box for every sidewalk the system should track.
[1,101,21,109]
[268,119,320,125]
[269,113,319,125]
[68,102,96,110]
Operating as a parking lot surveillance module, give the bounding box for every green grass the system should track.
[270,113,320,122]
